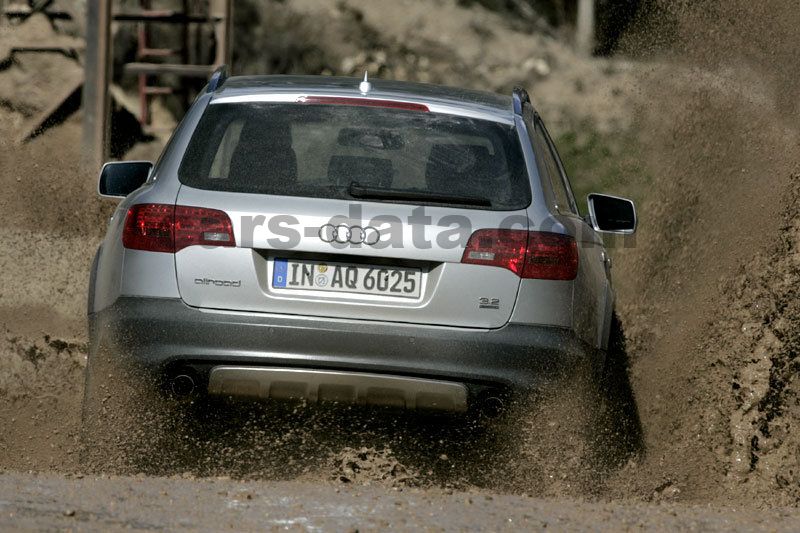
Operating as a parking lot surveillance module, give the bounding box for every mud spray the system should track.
[607,0,800,506]
[1,0,799,506]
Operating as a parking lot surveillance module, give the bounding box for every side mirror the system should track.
[98,161,153,198]
[587,193,637,234]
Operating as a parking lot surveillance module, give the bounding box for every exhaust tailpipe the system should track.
[171,374,196,397]
[481,396,505,419]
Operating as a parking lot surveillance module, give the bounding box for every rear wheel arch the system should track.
[598,283,615,350]
[87,245,102,316]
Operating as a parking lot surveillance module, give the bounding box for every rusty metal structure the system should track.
[81,0,232,171]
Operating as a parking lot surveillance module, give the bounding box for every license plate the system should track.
[272,258,422,298]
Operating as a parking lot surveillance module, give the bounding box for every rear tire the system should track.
[479,314,643,495]
[465,362,602,495]
[79,348,181,474]
[595,312,644,466]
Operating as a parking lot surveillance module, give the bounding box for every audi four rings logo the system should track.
[319,223,381,245]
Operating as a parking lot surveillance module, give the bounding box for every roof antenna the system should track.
[359,71,372,95]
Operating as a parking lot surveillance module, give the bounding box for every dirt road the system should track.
[2,472,799,532]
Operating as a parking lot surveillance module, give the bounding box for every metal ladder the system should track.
[113,0,232,127]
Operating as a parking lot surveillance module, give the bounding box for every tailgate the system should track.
[174,188,526,328]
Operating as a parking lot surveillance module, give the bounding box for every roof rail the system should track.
[206,65,228,93]
[512,86,530,115]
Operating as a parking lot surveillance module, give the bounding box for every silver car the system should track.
[87,69,636,417]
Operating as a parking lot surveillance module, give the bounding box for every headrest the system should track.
[426,144,494,196]
[228,120,297,190]
[328,155,394,188]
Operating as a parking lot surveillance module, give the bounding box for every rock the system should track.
[523,57,551,77]
[740,322,761,337]
[340,56,358,74]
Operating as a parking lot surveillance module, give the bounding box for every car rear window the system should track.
[178,102,531,210]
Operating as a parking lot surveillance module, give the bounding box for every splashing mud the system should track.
[605,0,800,506]
[0,333,85,472]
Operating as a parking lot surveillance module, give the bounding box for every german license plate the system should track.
[272,258,422,298]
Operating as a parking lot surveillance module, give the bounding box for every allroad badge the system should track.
[195,278,241,287]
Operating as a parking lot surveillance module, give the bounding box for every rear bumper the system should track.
[208,366,469,412]
[89,297,597,400]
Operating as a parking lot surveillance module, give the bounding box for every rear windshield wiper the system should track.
[348,182,492,207]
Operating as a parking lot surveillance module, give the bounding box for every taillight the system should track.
[521,232,578,280]
[461,229,578,280]
[122,204,235,253]
[174,206,235,251]
[461,229,529,276]
[122,204,174,253]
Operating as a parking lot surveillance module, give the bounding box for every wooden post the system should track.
[576,0,595,56]
[81,0,113,171]
[210,0,232,68]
